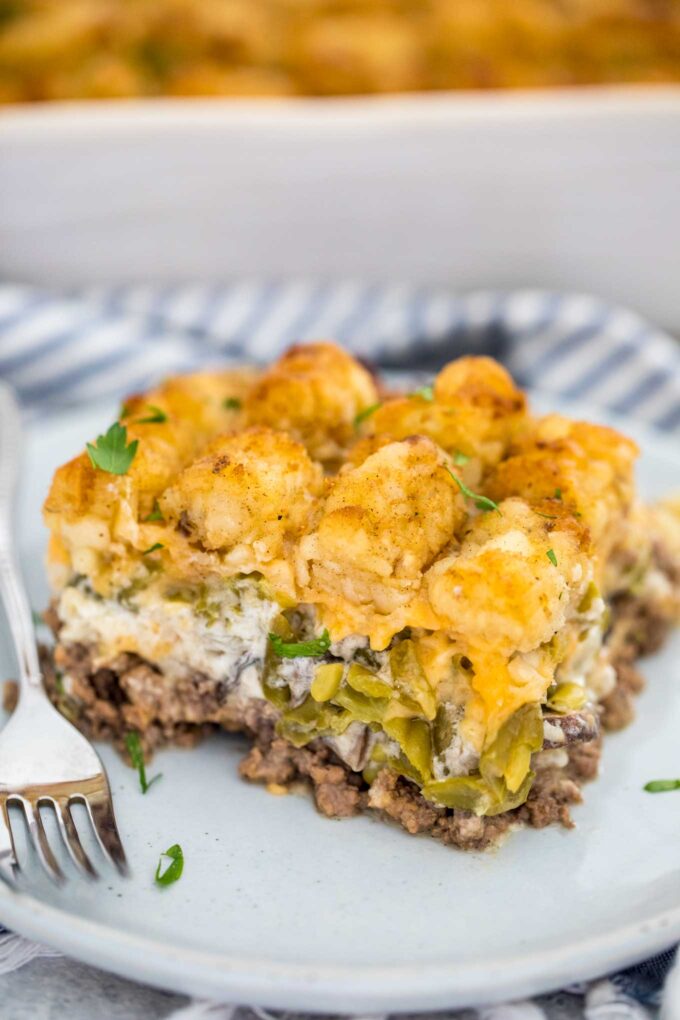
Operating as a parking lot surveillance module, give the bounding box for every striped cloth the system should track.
[0,279,679,1019]
[1,281,679,430]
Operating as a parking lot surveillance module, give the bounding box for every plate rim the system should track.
[1,391,679,1010]
[0,881,678,1011]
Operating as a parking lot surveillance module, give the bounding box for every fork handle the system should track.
[0,380,42,689]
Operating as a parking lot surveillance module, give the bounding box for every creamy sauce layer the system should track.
[58,578,278,689]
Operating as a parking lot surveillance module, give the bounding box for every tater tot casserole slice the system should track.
[37,342,680,850]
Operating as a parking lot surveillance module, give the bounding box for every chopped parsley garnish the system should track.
[144,500,165,522]
[223,397,242,411]
[410,385,434,402]
[119,403,130,420]
[534,510,558,520]
[353,403,382,429]
[125,731,162,794]
[54,670,64,696]
[155,844,184,886]
[546,548,558,566]
[554,488,563,500]
[32,609,45,629]
[142,542,164,556]
[452,450,470,466]
[136,404,167,425]
[86,422,138,476]
[446,467,500,514]
[644,779,680,793]
[268,630,331,658]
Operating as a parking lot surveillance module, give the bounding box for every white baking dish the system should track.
[1,87,679,331]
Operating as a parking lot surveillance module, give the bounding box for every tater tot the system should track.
[244,342,379,465]
[160,427,323,560]
[427,497,590,655]
[297,435,466,640]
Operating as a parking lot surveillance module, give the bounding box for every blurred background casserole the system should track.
[1,0,679,104]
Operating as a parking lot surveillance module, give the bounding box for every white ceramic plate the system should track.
[0,396,679,1011]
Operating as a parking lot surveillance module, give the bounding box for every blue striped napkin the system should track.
[1,281,679,431]
[0,279,678,1017]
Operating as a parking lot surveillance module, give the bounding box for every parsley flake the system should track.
[119,404,130,420]
[54,670,65,696]
[546,548,558,566]
[269,630,331,658]
[410,385,434,402]
[554,488,563,500]
[223,397,242,411]
[136,404,167,425]
[144,500,165,522]
[534,510,558,520]
[86,422,138,475]
[644,779,680,793]
[446,467,500,514]
[142,542,164,556]
[452,451,470,466]
[125,731,162,794]
[32,609,45,629]
[155,843,184,886]
[354,403,382,429]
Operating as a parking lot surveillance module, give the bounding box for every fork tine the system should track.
[80,793,128,876]
[0,797,19,883]
[17,797,65,885]
[49,798,98,880]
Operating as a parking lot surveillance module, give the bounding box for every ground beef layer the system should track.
[239,725,600,851]
[1,587,667,853]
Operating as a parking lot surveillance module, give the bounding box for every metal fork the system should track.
[0,379,128,884]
